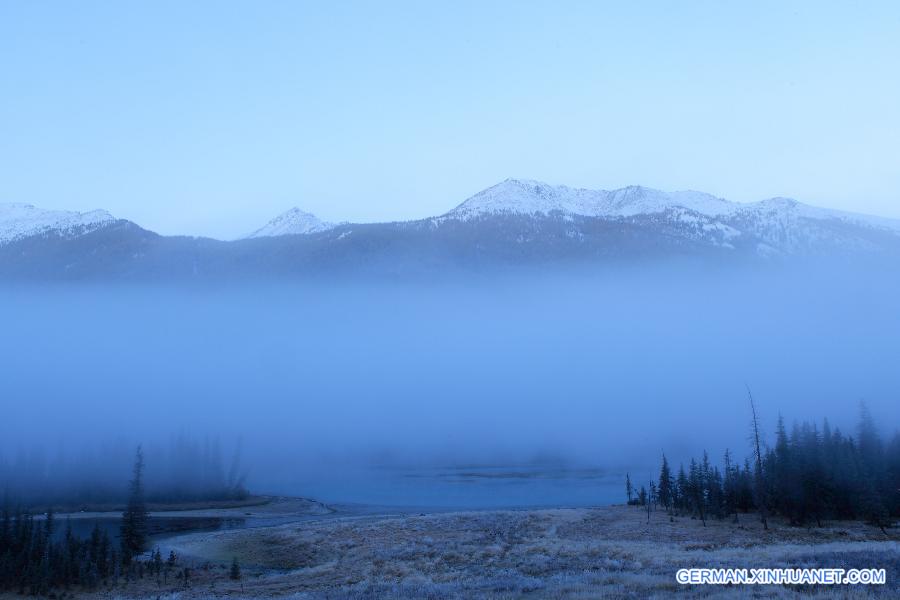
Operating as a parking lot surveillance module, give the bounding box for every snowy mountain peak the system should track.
[439,178,900,255]
[246,207,335,238]
[0,202,116,245]
[446,180,736,221]
[446,179,595,220]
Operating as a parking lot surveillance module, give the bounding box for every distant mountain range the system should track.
[2,179,899,279]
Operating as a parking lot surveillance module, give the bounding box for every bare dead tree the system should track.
[747,385,769,530]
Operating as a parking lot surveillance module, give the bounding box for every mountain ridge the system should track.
[443,179,900,231]
[0,202,116,244]
[2,180,899,279]
[5,179,899,244]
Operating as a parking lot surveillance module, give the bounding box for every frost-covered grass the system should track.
[39,505,898,599]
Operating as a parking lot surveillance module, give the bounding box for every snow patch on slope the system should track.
[0,203,116,245]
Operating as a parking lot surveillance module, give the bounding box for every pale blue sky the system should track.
[2,1,898,238]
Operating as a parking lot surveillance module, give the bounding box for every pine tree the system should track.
[886,432,900,517]
[857,402,889,531]
[625,473,633,504]
[658,454,673,512]
[772,415,796,522]
[675,464,689,514]
[708,467,724,519]
[723,449,738,520]
[120,446,149,563]
[688,458,706,525]
[230,556,241,580]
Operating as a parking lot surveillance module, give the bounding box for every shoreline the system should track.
[142,501,900,598]
[11,497,897,598]
[27,495,274,517]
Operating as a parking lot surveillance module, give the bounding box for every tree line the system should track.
[0,447,240,594]
[0,433,248,508]
[626,401,900,531]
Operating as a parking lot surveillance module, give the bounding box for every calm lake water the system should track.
[47,463,630,544]
[261,463,628,510]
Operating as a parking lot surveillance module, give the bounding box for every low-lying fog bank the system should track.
[2,262,899,507]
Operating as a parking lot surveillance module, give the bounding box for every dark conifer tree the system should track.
[710,467,725,519]
[886,432,900,516]
[722,449,739,519]
[648,404,898,529]
[658,454,673,512]
[687,458,707,525]
[120,446,149,563]
[675,464,689,515]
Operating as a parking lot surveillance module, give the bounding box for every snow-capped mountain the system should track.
[3,180,900,280]
[0,203,116,245]
[441,179,900,255]
[246,207,334,238]
[443,179,735,220]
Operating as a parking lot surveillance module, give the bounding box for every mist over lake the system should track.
[3,262,898,508]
